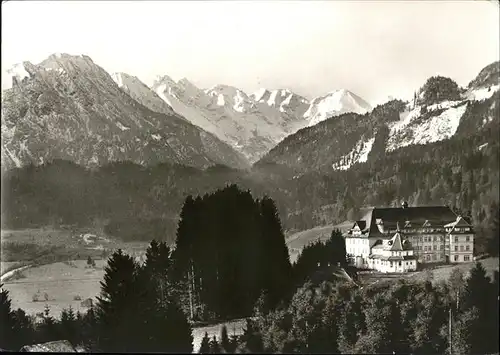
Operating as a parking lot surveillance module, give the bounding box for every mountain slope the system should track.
[111,72,177,116]
[1,53,250,170]
[258,62,499,173]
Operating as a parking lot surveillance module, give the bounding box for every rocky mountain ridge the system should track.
[1,53,250,171]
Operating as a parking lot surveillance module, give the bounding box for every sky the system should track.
[1,0,499,105]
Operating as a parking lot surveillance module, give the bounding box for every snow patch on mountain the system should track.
[427,100,463,112]
[111,72,124,88]
[6,63,31,87]
[268,90,279,107]
[217,94,225,106]
[253,88,268,102]
[387,103,468,151]
[332,136,375,171]
[465,84,500,102]
[233,90,245,112]
[4,146,22,168]
[279,93,294,113]
[478,142,489,151]
[155,84,173,106]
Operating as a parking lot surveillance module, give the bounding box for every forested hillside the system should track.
[2,64,498,256]
[2,109,498,255]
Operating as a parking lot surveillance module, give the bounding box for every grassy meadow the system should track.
[1,227,150,317]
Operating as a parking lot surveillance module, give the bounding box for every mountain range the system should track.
[1,53,498,176]
[2,53,374,168]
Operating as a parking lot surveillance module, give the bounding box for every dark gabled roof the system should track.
[363,206,458,236]
[354,220,367,230]
[389,232,404,251]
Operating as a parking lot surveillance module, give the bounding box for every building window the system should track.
[465,228,470,232]
[460,245,464,252]
[455,236,459,243]
[432,254,437,261]
[466,236,470,242]
[454,246,458,251]
[439,244,443,250]
[433,236,437,242]
[466,245,470,251]
[426,255,431,261]
[398,261,401,266]
[454,255,459,262]
[464,255,470,262]
[433,245,437,251]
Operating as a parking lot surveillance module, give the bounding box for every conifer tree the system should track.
[59,306,78,346]
[459,262,498,354]
[11,308,36,349]
[39,305,59,343]
[209,335,221,354]
[199,332,211,354]
[0,285,17,350]
[94,249,143,352]
[220,325,230,353]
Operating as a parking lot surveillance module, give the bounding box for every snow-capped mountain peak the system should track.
[304,88,372,126]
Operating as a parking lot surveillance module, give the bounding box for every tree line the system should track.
[235,262,499,354]
[1,184,498,353]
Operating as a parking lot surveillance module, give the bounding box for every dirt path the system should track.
[1,265,32,283]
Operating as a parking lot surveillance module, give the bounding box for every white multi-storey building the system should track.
[344,203,474,270]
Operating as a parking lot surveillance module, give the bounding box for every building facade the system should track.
[367,230,417,273]
[344,203,474,269]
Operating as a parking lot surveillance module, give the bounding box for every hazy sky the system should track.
[2,0,499,104]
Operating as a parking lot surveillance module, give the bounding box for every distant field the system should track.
[1,228,150,263]
[1,227,151,317]
[286,221,353,263]
[2,260,107,317]
[1,228,82,246]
